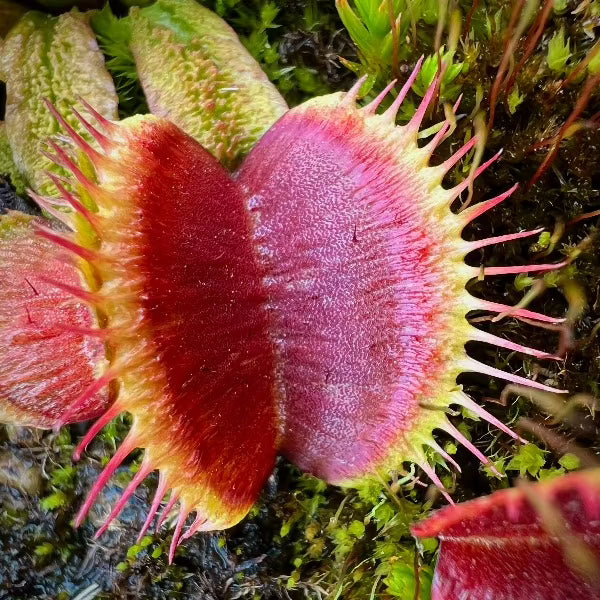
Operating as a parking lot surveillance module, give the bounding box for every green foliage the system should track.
[506,444,548,478]
[588,44,600,74]
[116,561,129,573]
[538,467,566,481]
[127,543,143,559]
[532,230,553,253]
[237,2,289,90]
[336,0,423,85]
[382,560,433,598]
[50,466,76,488]
[40,490,68,511]
[98,413,132,452]
[508,85,525,114]
[514,273,536,291]
[412,49,464,101]
[275,470,434,599]
[553,0,569,14]
[558,453,581,471]
[483,8,505,41]
[0,125,27,195]
[200,0,336,104]
[34,542,54,557]
[547,28,571,74]
[90,5,149,117]
[117,533,166,571]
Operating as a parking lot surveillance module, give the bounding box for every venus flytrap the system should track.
[128,0,287,168]
[0,2,596,598]
[0,10,119,197]
[12,61,568,566]
[412,469,600,600]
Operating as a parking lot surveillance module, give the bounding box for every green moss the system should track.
[199,0,348,105]
[90,4,148,117]
[116,561,129,573]
[507,85,525,114]
[0,124,27,195]
[558,453,581,471]
[34,542,55,557]
[272,470,435,599]
[40,490,68,511]
[50,466,76,489]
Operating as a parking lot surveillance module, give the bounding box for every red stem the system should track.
[529,73,600,188]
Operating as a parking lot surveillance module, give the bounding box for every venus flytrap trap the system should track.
[0,0,288,197]
[10,60,569,569]
[0,10,119,197]
[127,0,288,168]
[0,212,109,428]
[412,469,600,600]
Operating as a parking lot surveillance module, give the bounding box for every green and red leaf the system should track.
[0,211,108,427]
[413,469,600,600]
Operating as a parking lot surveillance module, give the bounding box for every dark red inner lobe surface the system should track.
[434,536,600,600]
[414,484,600,599]
[237,109,446,483]
[133,122,279,509]
[415,488,598,538]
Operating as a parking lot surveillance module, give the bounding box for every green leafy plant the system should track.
[507,444,548,478]
[547,28,571,74]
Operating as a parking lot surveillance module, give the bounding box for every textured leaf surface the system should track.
[0,211,108,428]
[129,0,287,168]
[412,470,600,600]
[234,79,556,490]
[40,112,281,549]
[0,10,118,196]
